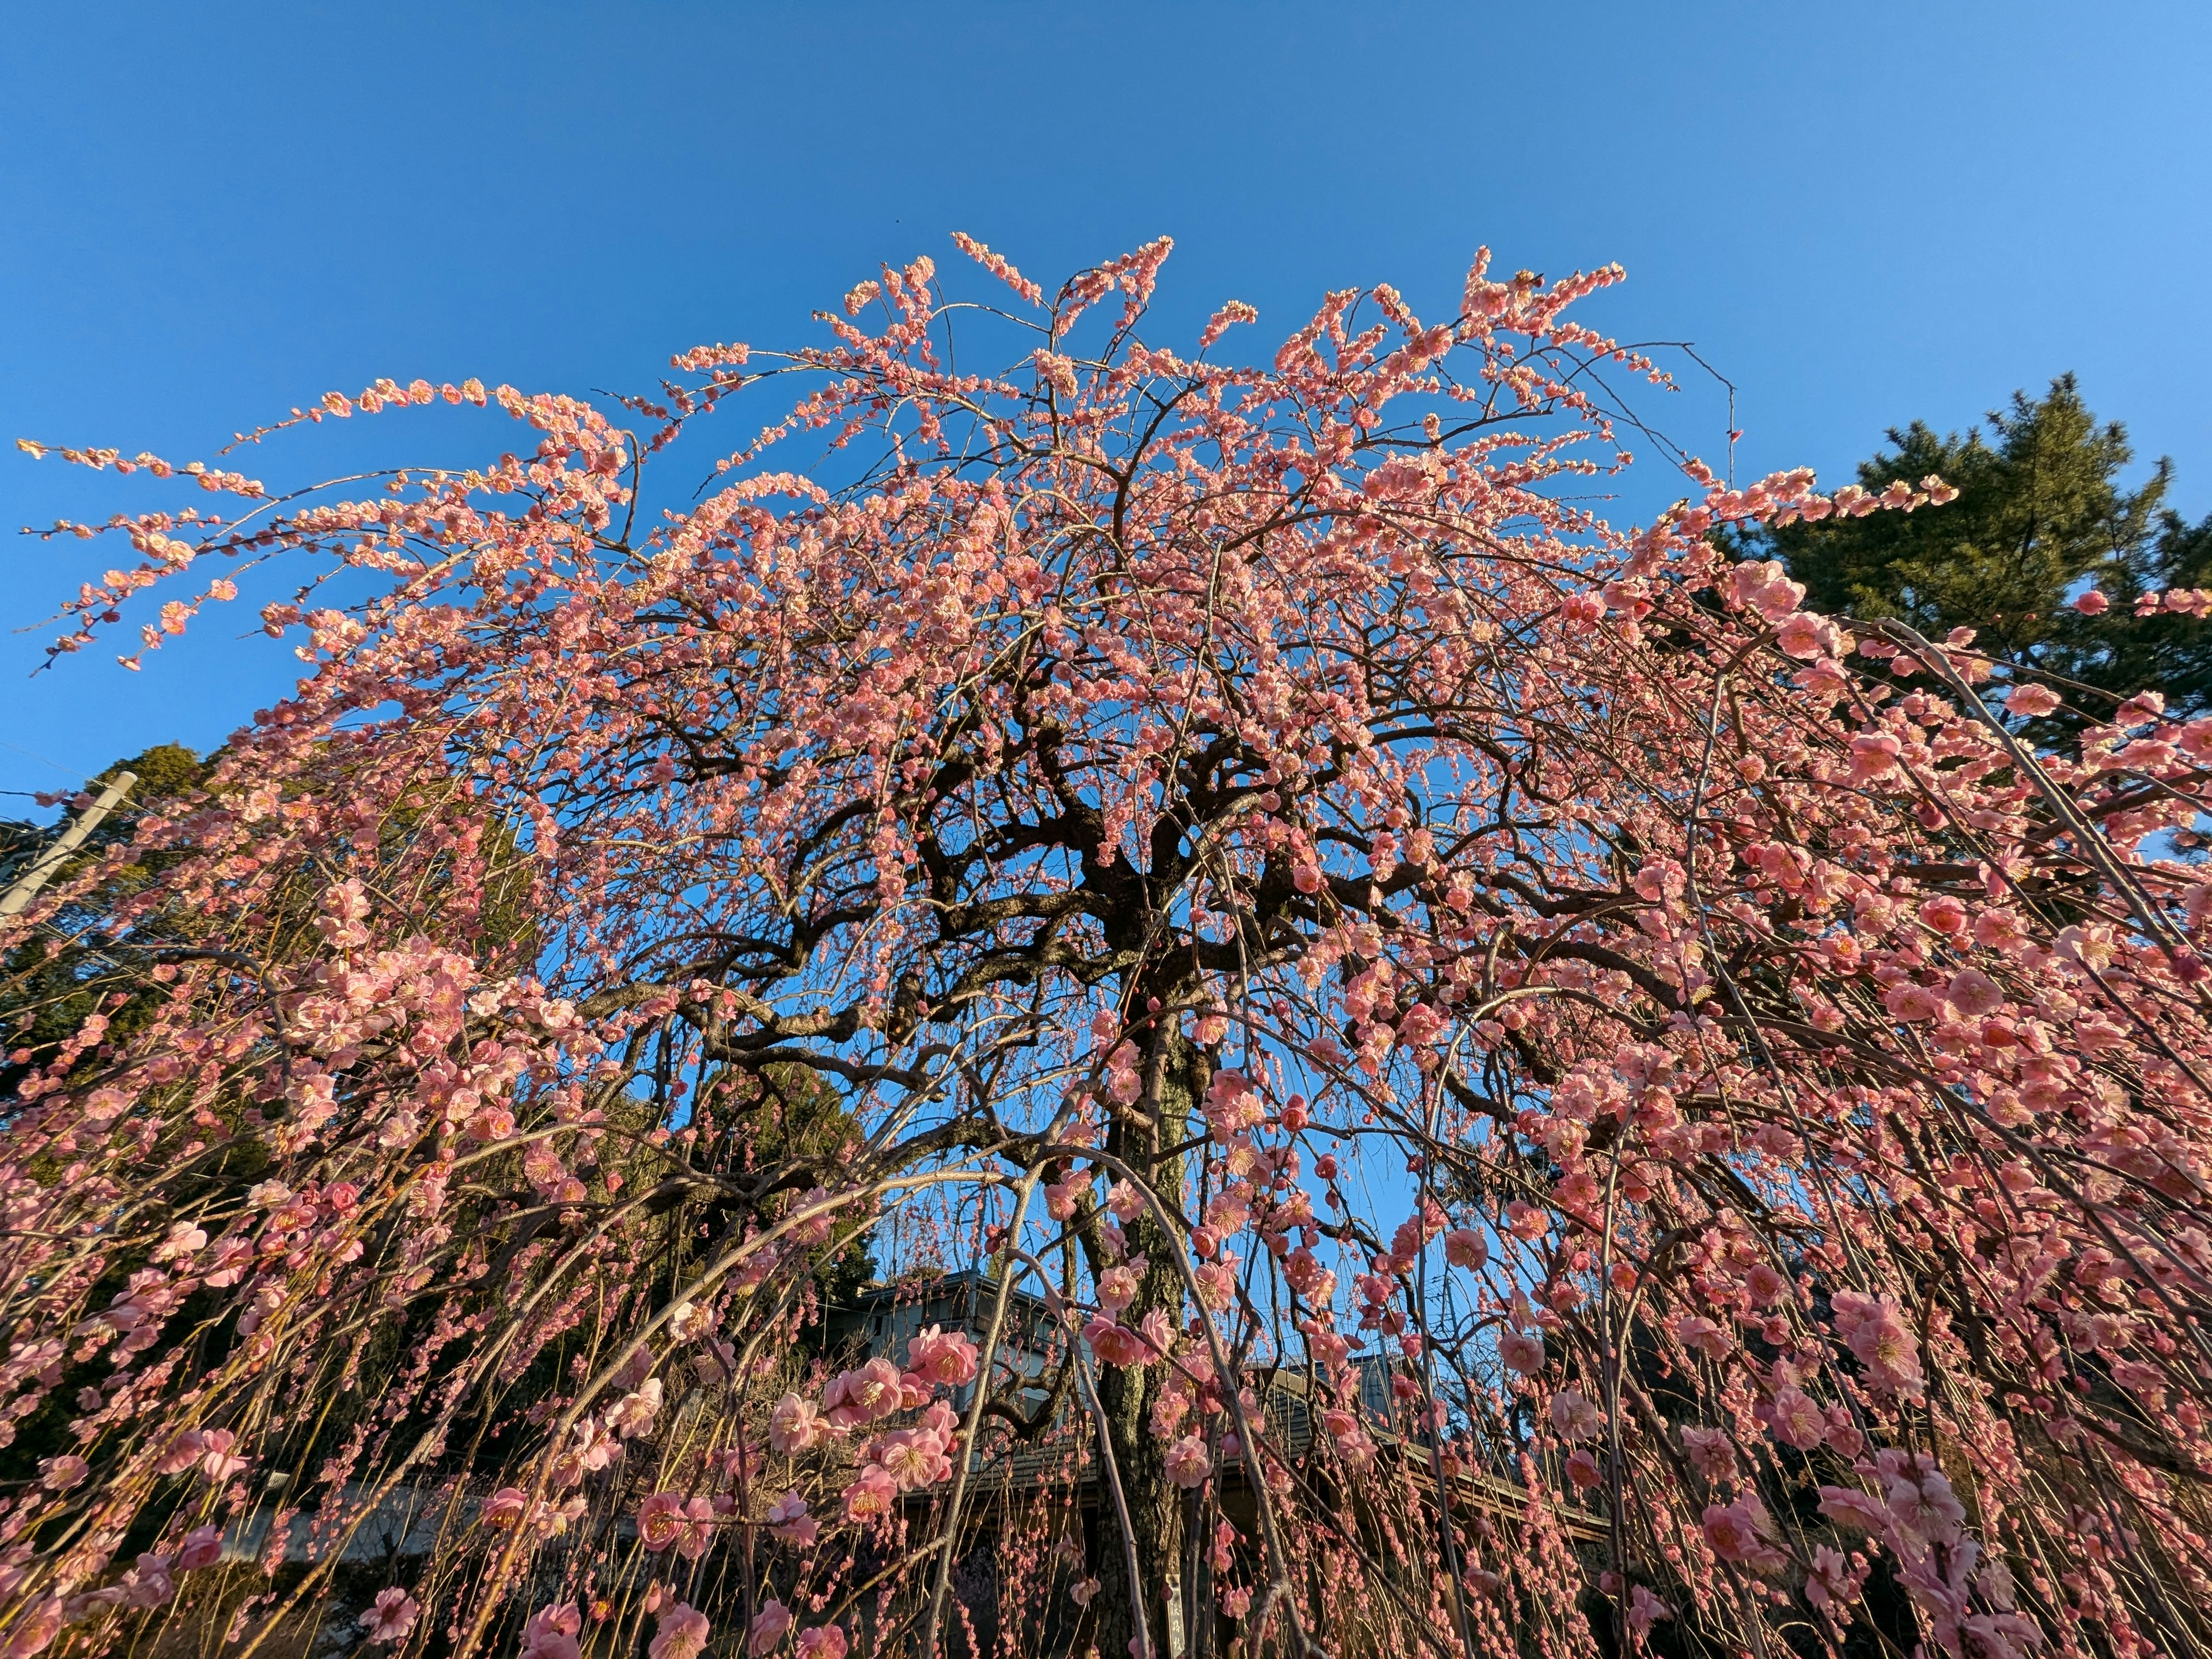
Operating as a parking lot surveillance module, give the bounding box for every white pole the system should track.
[0,772,138,919]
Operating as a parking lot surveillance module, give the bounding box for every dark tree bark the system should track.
[1093,1028,1206,1659]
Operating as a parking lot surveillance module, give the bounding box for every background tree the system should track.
[6,241,2212,1659]
[1753,374,2212,733]
[2,744,206,1096]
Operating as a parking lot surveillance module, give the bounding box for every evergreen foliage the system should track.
[1753,375,2212,730]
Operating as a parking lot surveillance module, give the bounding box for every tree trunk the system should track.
[1092,1029,1204,1659]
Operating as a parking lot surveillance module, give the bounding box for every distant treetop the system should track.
[1753,374,2212,733]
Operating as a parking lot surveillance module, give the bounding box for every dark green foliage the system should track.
[2,744,209,1099]
[711,1061,878,1304]
[3,741,544,1099]
[1750,375,2212,731]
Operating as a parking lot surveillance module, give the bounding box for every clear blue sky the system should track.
[5,2,2208,809]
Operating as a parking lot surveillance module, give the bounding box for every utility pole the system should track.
[0,772,137,919]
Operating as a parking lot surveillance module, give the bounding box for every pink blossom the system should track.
[359,1589,421,1645]
[1766,1386,1827,1450]
[2054,923,2115,971]
[609,1343,654,1389]
[795,1627,848,1659]
[1945,968,2005,1017]
[24,237,2212,1659]
[1084,1316,1151,1367]
[1774,612,1829,660]
[1626,1585,1672,1635]
[2112,688,2175,732]
[1104,1179,1145,1222]
[570,1414,620,1473]
[607,1377,663,1438]
[37,1455,87,1492]
[119,1552,175,1609]
[521,1603,581,1659]
[1805,1544,1857,1618]
[1755,571,1806,622]
[1206,1069,1263,1128]
[766,1490,819,1546]
[1883,982,1944,1024]
[874,1427,952,1490]
[1916,895,1968,934]
[648,1603,711,1659]
[821,1357,904,1428]
[1137,1308,1177,1358]
[1680,1427,1736,1482]
[1884,1459,1966,1546]
[748,1599,793,1657]
[1549,1387,1601,1442]
[0,1597,60,1659]
[1032,350,1079,400]
[1672,1315,1731,1360]
[1194,1261,1237,1310]
[1817,1484,1891,1533]
[1497,1330,1545,1374]
[2073,588,2109,615]
[1725,559,1784,612]
[841,1465,898,1522]
[172,1525,225,1572]
[152,1429,206,1475]
[1973,908,2028,950]
[1396,1001,1445,1048]
[637,1491,686,1552]
[1282,1245,1334,1302]
[198,1427,249,1481]
[1701,1497,1777,1569]
[1164,1434,1211,1488]
[675,1495,717,1560]
[1744,1262,1789,1306]
[1442,1228,1487,1269]
[1849,731,1901,782]
[904,1324,979,1388]
[1096,1263,1142,1313]
[767,1392,824,1454]
[1825,1415,1867,1459]
[1832,1292,1925,1397]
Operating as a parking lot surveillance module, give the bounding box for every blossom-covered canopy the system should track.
[6,236,2211,1659]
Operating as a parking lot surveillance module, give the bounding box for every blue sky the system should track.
[5,1,2208,809]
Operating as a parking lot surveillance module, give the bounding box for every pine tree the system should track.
[1755,375,2212,728]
